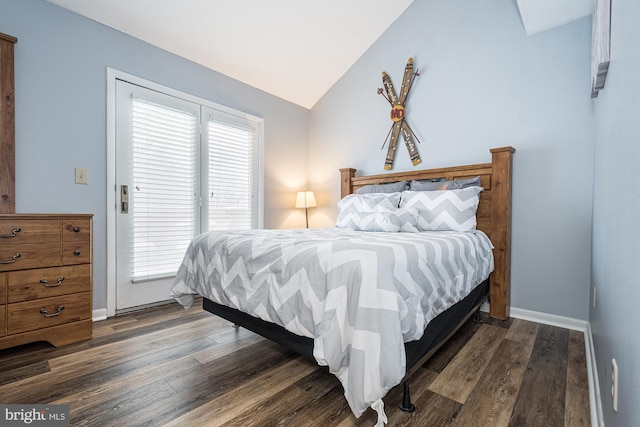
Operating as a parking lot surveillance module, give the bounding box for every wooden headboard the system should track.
[340,146,515,320]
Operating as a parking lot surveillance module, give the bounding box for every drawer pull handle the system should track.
[40,277,65,287]
[74,250,81,256]
[0,228,21,238]
[65,224,81,233]
[40,306,65,318]
[0,253,21,264]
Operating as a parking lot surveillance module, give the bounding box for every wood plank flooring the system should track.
[0,301,590,426]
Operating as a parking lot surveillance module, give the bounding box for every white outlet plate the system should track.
[75,168,88,185]
[612,358,618,411]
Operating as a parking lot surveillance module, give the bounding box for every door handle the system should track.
[121,185,129,214]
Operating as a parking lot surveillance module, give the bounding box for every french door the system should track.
[114,79,262,311]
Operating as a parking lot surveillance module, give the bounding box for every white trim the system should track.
[585,323,605,427]
[508,307,588,331]
[480,303,588,330]
[105,67,265,317]
[92,308,108,322]
[106,67,117,318]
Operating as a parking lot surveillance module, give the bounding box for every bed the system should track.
[170,146,514,424]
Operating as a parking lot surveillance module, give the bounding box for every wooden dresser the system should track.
[0,32,17,214]
[0,214,93,350]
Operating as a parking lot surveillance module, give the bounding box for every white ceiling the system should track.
[47,0,593,109]
[46,0,415,109]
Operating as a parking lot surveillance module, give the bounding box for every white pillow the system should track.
[399,187,483,232]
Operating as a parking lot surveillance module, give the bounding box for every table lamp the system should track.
[295,191,317,228]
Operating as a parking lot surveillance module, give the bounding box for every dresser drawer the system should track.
[62,219,91,242]
[0,220,60,244]
[7,265,91,303]
[62,241,91,265]
[7,293,91,335]
[0,243,61,272]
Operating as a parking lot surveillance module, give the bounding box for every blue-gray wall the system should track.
[0,0,311,311]
[310,0,594,321]
[591,0,640,424]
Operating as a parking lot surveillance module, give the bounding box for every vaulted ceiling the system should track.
[47,0,593,109]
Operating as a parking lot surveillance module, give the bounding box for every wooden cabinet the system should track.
[0,33,17,214]
[0,214,93,349]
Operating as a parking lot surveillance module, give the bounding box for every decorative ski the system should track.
[378,58,422,170]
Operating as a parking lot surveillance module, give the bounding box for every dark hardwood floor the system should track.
[0,300,590,426]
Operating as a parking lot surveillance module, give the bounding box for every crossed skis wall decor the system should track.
[378,58,422,170]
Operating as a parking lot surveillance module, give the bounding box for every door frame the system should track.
[106,68,264,317]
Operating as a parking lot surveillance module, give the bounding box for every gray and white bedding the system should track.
[170,227,494,422]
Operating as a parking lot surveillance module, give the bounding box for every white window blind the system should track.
[205,111,258,231]
[131,98,198,281]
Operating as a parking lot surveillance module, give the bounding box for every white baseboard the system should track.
[585,323,605,427]
[508,307,589,332]
[92,308,108,322]
[480,303,588,331]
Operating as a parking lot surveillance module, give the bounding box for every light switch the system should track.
[75,168,88,185]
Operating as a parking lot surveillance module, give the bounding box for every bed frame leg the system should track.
[398,382,416,413]
[472,309,483,323]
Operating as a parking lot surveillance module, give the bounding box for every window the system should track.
[130,97,199,280]
[204,109,261,231]
[116,79,263,283]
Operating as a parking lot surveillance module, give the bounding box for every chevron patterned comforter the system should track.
[170,227,494,420]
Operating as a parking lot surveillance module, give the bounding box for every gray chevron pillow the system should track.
[336,192,401,229]
[400,187,483,232]
[349,208,420,232]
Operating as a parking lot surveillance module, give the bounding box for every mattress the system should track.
[170,227,494,419]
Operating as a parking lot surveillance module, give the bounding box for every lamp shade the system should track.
[295,191,317,209]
